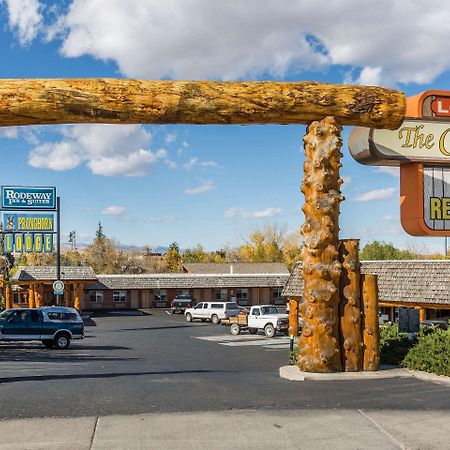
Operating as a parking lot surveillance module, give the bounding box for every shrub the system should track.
[401,329,450,376]
[379,323,414,365]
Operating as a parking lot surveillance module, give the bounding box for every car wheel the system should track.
[264,323,276,338]
[186,313,193,322]
[42,340,54,349]
[249,328,258,335]
[53,333,71,350]
[230,324,241,335]
[211,314,220,324]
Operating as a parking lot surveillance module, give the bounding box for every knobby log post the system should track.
[361,274,380,371]
[288,298,299,337]
[339,239,363,372]
[0,79,405,129]
[298,116,343,373]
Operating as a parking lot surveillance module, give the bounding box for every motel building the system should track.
[5,263,290,310]
[283,260,450,322]
[3,260,450,322]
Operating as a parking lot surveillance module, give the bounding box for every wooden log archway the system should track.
[0,79,406,372]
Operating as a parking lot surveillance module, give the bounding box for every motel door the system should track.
[131,290,139,309]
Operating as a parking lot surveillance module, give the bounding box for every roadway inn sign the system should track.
[349,90,450,236]
[1,186,56,253]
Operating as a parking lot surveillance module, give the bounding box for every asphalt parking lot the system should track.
[0,310,449,420]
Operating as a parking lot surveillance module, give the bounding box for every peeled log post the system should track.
[0,79,405,128]
[339,239,363,372]
[298,116,343,373]
[288,298,299,337]
[361,274,380,371]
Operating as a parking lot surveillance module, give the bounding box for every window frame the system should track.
[113,290,127,303]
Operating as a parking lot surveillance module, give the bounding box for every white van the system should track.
[185,302,241,324]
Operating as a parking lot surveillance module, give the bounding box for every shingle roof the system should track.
[182,263,289,275]
[86,273,289,290]
[282,261,450,306]
[14,266,97,282]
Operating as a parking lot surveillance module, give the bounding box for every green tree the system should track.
[360,240,419,260]
[84,224,122,273]
[163,242,182,272]
[182,244,208,263]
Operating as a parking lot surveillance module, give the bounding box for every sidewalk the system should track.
[1,409,449,450]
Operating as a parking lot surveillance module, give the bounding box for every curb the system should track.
[279,365,450,385]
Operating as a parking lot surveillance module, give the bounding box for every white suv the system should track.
[185,302,241,324]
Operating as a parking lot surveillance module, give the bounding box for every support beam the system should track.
[28,283,36,308]
[0,79,405,129]
[339,239,363,372]
[5,284,11,309]
[298,116,343,373]
[419,306,426,322]
[74,283,83,311]
[64,285,70,307]
[361,274,380,371]
[288,298,299,337]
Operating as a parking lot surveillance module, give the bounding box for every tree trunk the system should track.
[297,116,343,373]
[288,298,299,337]
[0,79,405,128]
[361,274,380,371]
[339,239,363,371]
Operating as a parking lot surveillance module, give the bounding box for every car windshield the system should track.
[226,303,239,309]
[0,310,13,320]
[261,306,280,315]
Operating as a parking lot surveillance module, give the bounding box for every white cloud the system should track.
[382,215,397,222]
[341,175,352,185]
[5,0,43,45]
[183,157,198,170]
[101,205,126,216]
[27,0,448,85]
[0,127,19,139]
[165,133,177,144]
[200,161,221,169]
[225,207,284,219]
[150,216,177,223]
[375,166,400,177]
[28,124,166,176]
[184,180,215,195]
[354,187,396,202]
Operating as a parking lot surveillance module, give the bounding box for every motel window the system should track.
[215,289,227,301]
[176,289,190,296]
[272,288,284,305]
[236,288,249,306]
[155,290,167,307]
[113,290,127,303]
[89,291,104,303]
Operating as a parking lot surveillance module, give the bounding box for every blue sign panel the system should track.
[3,213,55,232]
[4,233,53,253]
[1,186,56,210]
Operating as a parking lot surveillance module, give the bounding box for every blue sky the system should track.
[1,0,450,253]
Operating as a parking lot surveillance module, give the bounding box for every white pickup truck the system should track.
[221,305,288,337]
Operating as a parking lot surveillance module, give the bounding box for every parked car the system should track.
[170,295,194,314]
[0,306,84,349]
[420,320,449,331]
[222,305,289,337]
[185,302,241,324]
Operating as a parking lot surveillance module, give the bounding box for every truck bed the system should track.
[221,315,248,326]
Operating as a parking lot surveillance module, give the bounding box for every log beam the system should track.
[0,79,405,129]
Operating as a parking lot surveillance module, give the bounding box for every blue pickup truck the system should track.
[0,307,84,349]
